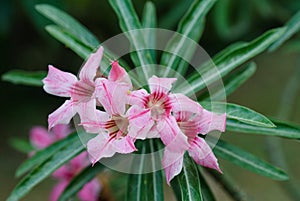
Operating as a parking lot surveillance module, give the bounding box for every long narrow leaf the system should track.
[126,140,163,201]
[161,0,216,77]
[171,154,203,201]
[109,0,154,82]
[226,118,300,139]
[211,139,288,180]
[16,132,78,177]
[181,28,285,96]
[7,135,84,201]
[2,70,46,87]
[36,4,99,49]
[142,1,156,61]
[269,10,300,51]
[58,163,105,201]
[201,62,256,101]
[201,102,275,128]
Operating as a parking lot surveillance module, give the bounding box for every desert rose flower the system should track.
[43,47,104,130]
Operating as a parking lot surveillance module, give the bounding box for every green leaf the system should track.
[58,163,105,201]
[35,4,99,49]
[161,0,217,77]
[16,132,78,178]
[211,139,289,180]
[181,28,285,96]
[198,171,216,201]
[171,154,203,201]
[126,140,163,201]
[46,25,92,59]
[269,10,300,52]
[109,0,154,82]
[201,102,275,128]
[201,62,256,101]
[2,70,46,87]
[9,138,34,154]
[226,118,300,139]
[7,135,84,201]
[142,1,157,61]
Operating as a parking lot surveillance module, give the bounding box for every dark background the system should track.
[1,0,299,200]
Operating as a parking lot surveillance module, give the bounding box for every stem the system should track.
[264,58,300,200]
[207,170,251,201]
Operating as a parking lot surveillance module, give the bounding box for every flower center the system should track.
[71,81,95,102]
[146,91,171,120]
[105,115,129,138]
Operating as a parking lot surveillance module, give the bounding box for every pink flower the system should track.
[127,76,203,140]
[162,111,226,184]
[81,61,136,165]
[43,47,104,130]
[29,124,101,201]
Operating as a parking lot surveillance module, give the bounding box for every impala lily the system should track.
[162,110,226,183]
[43,47,104,130]
[81,61,136,165]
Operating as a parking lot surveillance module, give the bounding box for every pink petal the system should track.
[87,133,116,165]
[70,152,89,171]
[127,106,154,139]
[96,79,129,115]
[128,89,148,107]
[109,61,132,87]
[52,124,71,140]
[78,179,101,201]
[48,100,78,130]
[163,156,183,185]
[195,109,226,134]
[29,126,53,149]
[170,93,203,114]
[79,47,104,83]
[43,65,77,97]
[157,116,188,148]
[188,136,222,173]
[148,76,176,94]
[50,180,68,201]
[112,135,137,154]
[77,100,110,133]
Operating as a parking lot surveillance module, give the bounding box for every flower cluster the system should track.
[29,124,101,201]
[43,46,226,183]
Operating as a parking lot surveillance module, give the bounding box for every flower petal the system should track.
[29,126,53,149]
[48,100,77,130]
[79,46,104,83]
[127,106,154,139]
[109,61,132,87]
[170,93,203,114]
[148,76,177,94]
[188,136,222,173]
[128,89,148,107]
[87,133,116,165]
[77,100,110,133]
[112,135,137,154]
[195,109,226,134]
[78,179,101,201]
[43,65,77,97]
[163,156,183,185]
[96,79,129,115]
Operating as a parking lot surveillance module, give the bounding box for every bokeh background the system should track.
[1,0,299,200]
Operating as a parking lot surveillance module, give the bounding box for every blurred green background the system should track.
[1,0,299,200]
